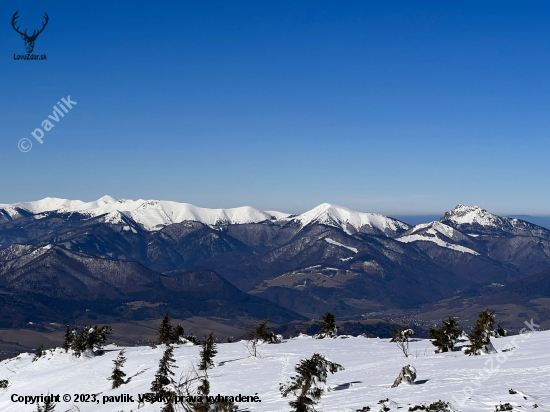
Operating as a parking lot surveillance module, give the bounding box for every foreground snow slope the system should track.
[1,331,549,412]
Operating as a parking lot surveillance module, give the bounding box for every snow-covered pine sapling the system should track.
[253,318,278,343]
[158,312,174,345]
[174,323,185,343]
[87,325,112,355]
[280,353,344,412]
[33,344,44,362]
[199,333,218,373]
[246,318,278,357]
[465,309,497,356]
[496,324,507,337]
[71,325,112,357]
[156,313,189,345]
[185,334,201,345]
[429,316,462,353]
[318,312,337,339]
[391,327,414,358]
[151,345,177,398]
[109,349,127,389]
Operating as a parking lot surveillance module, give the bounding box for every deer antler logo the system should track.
[11,11,49,53]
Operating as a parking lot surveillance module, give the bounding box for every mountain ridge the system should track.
[1,197,550,322]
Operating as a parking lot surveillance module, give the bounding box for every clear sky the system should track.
[1,1,549,216]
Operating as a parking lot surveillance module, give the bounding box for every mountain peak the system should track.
[442,204,501,227]
[287,203,409,235]
[97,195,119,203]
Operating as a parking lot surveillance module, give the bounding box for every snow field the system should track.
[1,331,549,411]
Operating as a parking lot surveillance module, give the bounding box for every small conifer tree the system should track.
[190,334,237,411]
[185,333,201,345]
[158,312,174,345]
[429,316,463,353]
[72,326,85,357]
[71,325,112,357]
[465,309,496,356]
[496,324,507,337]
[33,344,44,362]
[246,318,278,357]
[109,349,127,389]
[252,318,277,343]
[151,345,177,397]
[199,333,218,372]
[174,323,185,343]
[318,312,337,339]
[62,325,73,352]
[36,394,56,411]
[280,353,344,412]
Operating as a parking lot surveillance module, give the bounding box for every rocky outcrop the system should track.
[391,365,417,388]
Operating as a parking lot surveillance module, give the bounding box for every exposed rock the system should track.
[391,365,417,388]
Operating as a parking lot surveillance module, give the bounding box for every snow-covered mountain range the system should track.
[1,196,550,328]
[0,196,413,234]
[0,196,289,231]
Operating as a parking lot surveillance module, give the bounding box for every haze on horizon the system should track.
[1,1,549,216]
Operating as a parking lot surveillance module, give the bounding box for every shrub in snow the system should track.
[0,379,9,389]
[408,400,452,411]
[185,334,202,345]
[33,344,44,362]
[280,353,344,412]
[35,394,56,411]
[391,328,414,358]
[378,398,394,411]
[496,324,507,337]
[317,312,337,339]
[391,365,417,388]
[108,349,127,389]
[429,316,462,353]
[465,309,497,356]
[495,402,513,411]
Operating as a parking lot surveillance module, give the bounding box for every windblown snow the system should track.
[1,331,549,411]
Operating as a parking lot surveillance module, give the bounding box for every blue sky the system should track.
[1,1,549,215]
